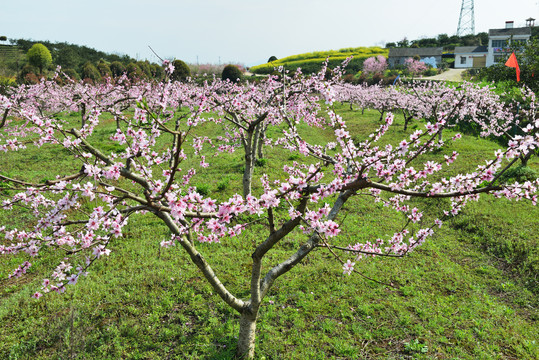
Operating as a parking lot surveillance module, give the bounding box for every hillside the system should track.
[250,46,388,75]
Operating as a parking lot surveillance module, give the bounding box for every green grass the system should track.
[0,105,538,359]
[250,47,388,75]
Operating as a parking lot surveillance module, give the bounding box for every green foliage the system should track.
[195,183,210,196]
[387,32,489,50]
[476,39,539,92]
[97,61,112,79]
[171,59,191,82]
[404,339,428,354]
[126,63,143,81]
[255,158,267,167]
[26,43,52,74]
[137,61,152,79]
[1,105,538,359]
[110,61,126,78]
[216,177,230,191]
[81,62,102,83]
[0,36,7,41]
[497,166,538,184]
[150,63,164,80]
[56,47,79,69]
[17,64,39,84]
[251,47,388,75]
[61,68,79,81]
[0,76,16,95]
[14,38,135,70]
[221,64,243,83]
[267,56,278,63]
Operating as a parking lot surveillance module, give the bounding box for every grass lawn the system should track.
[0,104,538,359]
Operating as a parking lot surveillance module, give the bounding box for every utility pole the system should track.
[457,0,475,36]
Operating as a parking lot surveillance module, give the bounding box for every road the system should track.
[422,68,467,82]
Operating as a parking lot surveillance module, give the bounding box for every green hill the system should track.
[251,47,388,75]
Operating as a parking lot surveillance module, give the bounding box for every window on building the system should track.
[492,40,508,48]
[460,56,467,64]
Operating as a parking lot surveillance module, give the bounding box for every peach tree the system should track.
[1,63,538,358]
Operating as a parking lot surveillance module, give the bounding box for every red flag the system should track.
[505,52,520,82]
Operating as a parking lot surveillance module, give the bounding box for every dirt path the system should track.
[422,68,467,82]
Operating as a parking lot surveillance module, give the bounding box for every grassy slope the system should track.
[0,105,538,359]
[250,47,388,75]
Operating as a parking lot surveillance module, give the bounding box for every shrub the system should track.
[222,64,243,83]
[61,68,80,81]
[255,158,267,167]
[110,61,126,78]
[268,56,278,63]
[126,63,143,81]
[171,59,191,81]
[81,62,102,83]
[97,61,112,79]
[18,65,37,83]
[150,64,164,80]
[137,61,152,79]
[195,183,210,196]
[0,76,16,95]
[216,177,230,191]
[497,166,538,184]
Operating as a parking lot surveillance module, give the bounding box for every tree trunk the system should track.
[236,311,258,359]
[257,125,266,160]
[520,151,532,167]
[243,146,254,198]
[80,103,86,129]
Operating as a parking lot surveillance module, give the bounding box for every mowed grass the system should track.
[0,105,538,359]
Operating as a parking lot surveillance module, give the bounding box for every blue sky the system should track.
[3,0,538,66]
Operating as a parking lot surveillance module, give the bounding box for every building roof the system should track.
[454,46,488,54]
[489,27,532,37]
[388,47,444,57]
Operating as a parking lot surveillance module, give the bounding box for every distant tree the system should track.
[110,61,126,78]
[171,59,191,81]
[267,56,278,63]
[137,61,152,79]
[97,61,112,79]
[362,55,387,76]
[405,58,428,76]
[126,62,144,81]
[0,36,7,42]
[397,37,409,48]
[62,68,80,81]
[56,48,79,69]
[17,65,38,84]
[385,42,396,48]
[221,64,243,83]
[26,43,52,74]
[150,63,164,80]
[81,62,102,83]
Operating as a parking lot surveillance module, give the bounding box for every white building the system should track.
[485,21,531,67]
[453,20,533,68]
[454,46,488,68]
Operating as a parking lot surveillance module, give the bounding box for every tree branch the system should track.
[155,211,246,312]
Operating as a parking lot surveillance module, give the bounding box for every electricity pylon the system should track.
[457,0,475,36]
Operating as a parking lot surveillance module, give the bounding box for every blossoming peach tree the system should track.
[1,63,538,358]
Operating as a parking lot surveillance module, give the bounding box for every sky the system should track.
[3,0,539,66]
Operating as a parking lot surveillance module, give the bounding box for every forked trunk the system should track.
[520,151,532,167]
[236,311,258,359]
